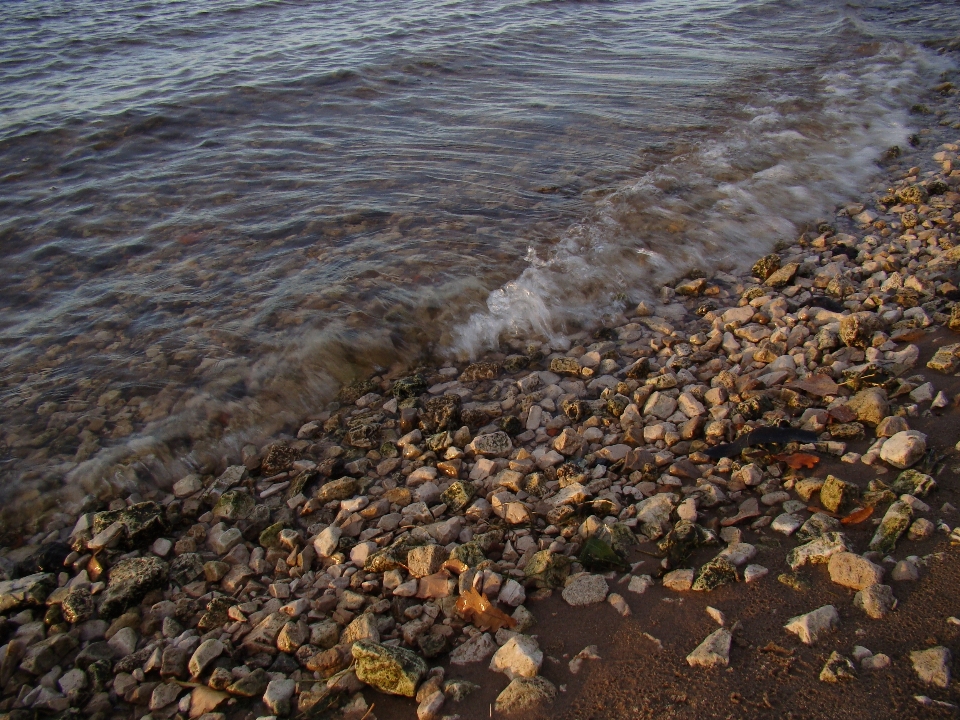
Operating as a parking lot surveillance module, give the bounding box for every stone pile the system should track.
[2,86,960,719]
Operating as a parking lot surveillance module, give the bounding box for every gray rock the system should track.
[827,552,884,590]
[450,632,498,665]
[263,677,296,715]
[99,556,168,619]
[869,502,912,554]
[784,605,839,645]
[468,431,514,457]
[0,573,55,613]
[786,532,850,570]
[189,638,224,678]
[911,646,952,687]
[494,676,557,714]
[820,651,857,683]
[407,544,447,578]
[879,431,927,469]
[686,628,732,668]
[853,584,897,619]
[561,573,608,606]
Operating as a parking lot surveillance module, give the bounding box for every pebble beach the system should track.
[4,35,960,720]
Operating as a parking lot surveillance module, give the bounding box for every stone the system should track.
[0,573,55,613]
[173,474,203,497]
[242,613,287,655]
[794,478,825,502]
[784,605,839,645]
[854,584,897,619]
[489,635,543,679]
[869,502,912,553]
[450,632,498,665]
[561,573,608,606]
[188,639,225,678]
[892,559,921,581]
[686,628,732,668]
[227,668,270,697]
[862,653,891,670]
[92,501,168,550]
[891,469,937,497]
[212,489,255,521]
[744,564,768,583]
[876,416,909,437]
[468,431,513,457]
[771,514,803,536]
[209,527,243,555]
[316,477,359,503]
[494,676,557,714]
[820,475,859,514]
[524,550,571,589]
[846,388,889,427]
[840,312,883,349]
[911,646,952,688]
[417,690,446,720]
[150,682,182,710]
[262,678,296,715]
[908,518,935,541]
[828,552,884,590]
[765,262,800,288]
[352,640,427,697]
[796,512,841,543]
[340,614,380,646]
[634,494,676,540]
[19,632,78,675]
[99,556,168,619]
[662,568,694,591]
[717,542,756,566]
[628,575,655,594]
[61,586,93,623]
[820,652,857,683]
[752,253,781,280]
[407,544,447,578]
[879,431,927,469]
[692,556,739,591]
[108,626,138,656]
[644,392,678,420]
[440,482,476,513]
[786,532,850,570]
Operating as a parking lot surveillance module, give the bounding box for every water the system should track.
[0,0,957,527]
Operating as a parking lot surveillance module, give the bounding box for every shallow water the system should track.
[0,0,958,522]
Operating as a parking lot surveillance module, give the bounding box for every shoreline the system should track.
[1,72,960,720]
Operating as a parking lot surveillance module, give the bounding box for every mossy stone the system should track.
[352,640,427,697]
[692,556,739,592]
[524,550,571,589]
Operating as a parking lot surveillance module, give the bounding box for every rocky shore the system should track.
[2,78,960,720]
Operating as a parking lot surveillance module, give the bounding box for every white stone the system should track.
[450,632,498,665]
[686,628,732,668]
[151,538,173,557]
[911,646,952,688]
[628,575,654,594]
[263,678,296,715]
[498,579,526,607]
[562,573,608,606]
[879,430,927,469]
[313,526,342,558]
[608,592,631,616]
[784,605,839,645]
[718,542,756,566]
[489,635,543,679]
[744,564,768,583]
[771,513,803,536]
[173,474,203,498]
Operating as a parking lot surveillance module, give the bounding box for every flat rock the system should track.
[99,557,168,619]
[784,605,839,645]
[911,646,952,688]
[494,676,557,714]
[686,628,732,668]
[827,552,884,590]
[561,573,608,606]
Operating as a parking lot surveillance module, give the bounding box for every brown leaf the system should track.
[841,506,874,525]
[787,374,839,397]
[758,641,793,657]
[772,453,820,469]
[455,587,516,633]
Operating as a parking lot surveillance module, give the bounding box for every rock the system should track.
[879,431,927,469]
[489,635,543,679]
[341,614,380,646]
[468,432,513,457]
[407,544,447,578]
[876,416,909,437]
[417,690,446,720]
[19,632,78,675]
[524,551,571,589]
[92,501,168,550]
[692,557,739,591]
[744,564,768,583]
[212,489,255,521]
[561,573,608,606]
[911,646,952,687]
[784,605,839,645]
[892,559,921,582]
[840,312,884,349]
[99,556,168,619]
[494,676,557,714]
[766,262,800,288]
[827,552,884,590]
[209,527,242,555]
[686,628,732,668]
[107,626,138,656]
[794,477,825,502]
[189,639,224,678]
[891,469,937,497]
[242,612,287,655]
[262,678,296,715]
[854,584,897,619]
[820,652,857,683]
[820,475,859,514]
[498,579,526,607]
[771,514,803,536]
[644,392,678,420]
[352,640,427,697]
[862,653,891,670]
[634,494,676,540]
[796,513,841,543]
[786,532,850,570]
[0,573,55,613]
[608,592,631,616]
[662,568,694,591]
[450,632,498,665]
[718,542,756,566]
[226,668,270,697]
[316,477,359,503]
[846,388,889,427]
[150,682,182,711]
[628,575,655,594]
[908,518,935,541]
[440,481,476,513]
[869,502,912,553]
[752,253,781,280]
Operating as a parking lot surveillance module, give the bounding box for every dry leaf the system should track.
[787,374,839,397]
[455,587,516,632]
[772,453,820,469]
[841,506,874,525]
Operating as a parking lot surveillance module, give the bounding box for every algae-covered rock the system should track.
[92,501,168,551]
[658,520,711,570]
[869,501,912,554]
[820,651,857,683]
[364,536,428,573]
[421,395,462,433]
[692,556,739,592]
[524,550,571,589]
[315,477,359,503]
[845,388,889,427]
[550,357,581,376]
[752,254,781,281]
[393,374,427,400]
[99,556,168,619]
[352,641,426,697]
[449,541,487,568]
[819,475,860,514]
[891,469,936,498]
[440,481,476,513]
[212,489,255,521]
[468,431,513,457]
[786,532,850,570]
[840,312,884,349]
[258,522,285,549]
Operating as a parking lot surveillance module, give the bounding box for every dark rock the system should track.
[393,375,427,400]
[99,556,168,619]
[261,443,302,476]
[92,502,168,551]
[421,395,462,433]
[14,542,71,578]
[169,553,205,586]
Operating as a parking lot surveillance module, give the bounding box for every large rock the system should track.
[494,676,557,714]
[489,635,543,679]
[853,584,897,619]
[524,550,571,589]
[99,557,168,619]
[911,646,952,688]
[785,532,850,570]
[869,501,912,553]
[891,469,937,497]
[879,431,927,469]
[0,573,55,613]
[784,605,839,645]
[92,501,168,550]
[686,628,732,668]
[845,388,889,427]
[634,494,677,540]
[561,573,608,606]
[352,641,427,697]
[827,552,884,590]
[840,312,884,348]
[468,432,513,457]
[819,475,859,514]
